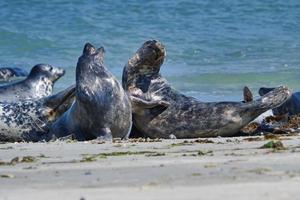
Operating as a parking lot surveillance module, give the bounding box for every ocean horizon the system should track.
[0,0,299,101]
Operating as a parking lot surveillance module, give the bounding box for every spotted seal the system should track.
[0,64,65,101]
[122,40,291,138]
[48,43,132,141]
[0,85,75,142]
[259,87,300,116]
[0,67,28,82]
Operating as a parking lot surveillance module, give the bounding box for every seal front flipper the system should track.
[43,84,75,121]
[130,95,170,109]
[130,95,170,116]
[243,86,291,111]
[243,86,253,103]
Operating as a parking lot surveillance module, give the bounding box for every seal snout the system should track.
[137,40,166,67]
[55,67,65,77]
[83,42,96,55]
[144,40,165,57]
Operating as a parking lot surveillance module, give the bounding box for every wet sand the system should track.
[1,135,300,200]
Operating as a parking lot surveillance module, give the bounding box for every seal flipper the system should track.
[242,86,291,112]
[130,95,170,109]
[243,86,253,103]
[94,128,113,141]
[258,87,275,96]
[43,84,76,121]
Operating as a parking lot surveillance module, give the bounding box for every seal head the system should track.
[0,64,65,101]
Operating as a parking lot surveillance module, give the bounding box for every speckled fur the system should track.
[49,43,132,141]
[0,64,65,101]
[0,85,75,142]
[122,40,291,138]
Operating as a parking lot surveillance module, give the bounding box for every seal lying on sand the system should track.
[0,67,28,82]
[122,40,291,138]
[0,64,65,101]
[0,85,75,142]
[259,87,299,116]
[49,43,132,141]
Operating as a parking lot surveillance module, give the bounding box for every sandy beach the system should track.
[1,135,300,200]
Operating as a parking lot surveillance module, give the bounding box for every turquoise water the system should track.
[0,0,300,101]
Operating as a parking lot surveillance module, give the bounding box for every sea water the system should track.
[0,0,299,101]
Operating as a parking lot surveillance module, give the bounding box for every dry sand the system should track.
[1,135,300,200]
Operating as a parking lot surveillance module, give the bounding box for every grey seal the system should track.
[0,85,75,142]
[48,43,132,141]
[0,67,28,82]
[259,87,300,116]
[0,64,65,101]
[122,40,291,138]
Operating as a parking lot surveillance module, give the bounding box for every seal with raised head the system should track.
[0,67,28,82]
[0,64,65,101]
[0,85,75,142]
[122,40,291,138]
[48,43,132,141]
[259,87,300,116]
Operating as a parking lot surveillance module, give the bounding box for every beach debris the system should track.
[21,156,36,163]
[264,134,280,140]
[204,163,217,168]
[80,150,158,162]
[0,173,14,178]
[197,150,213,156]
[260,140,286,150]
[145,152,166,157]
[0,156,37,166]
[171,139,214,147]
[281,114,300,130]
[127,138,162,143]
[265,115,286,123]
[182,150,213,157]
[194,139,214,143]
[243,137,263,142]
[170,140,193,147]
[80,155,98,162]
[247,168,271,174]
[0,146,13,150]
[240,122,261,135]
[191,173,202,176]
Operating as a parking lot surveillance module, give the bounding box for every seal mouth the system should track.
[141,40,166,66]
[130,40,166,70]
[52,67,65,82]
